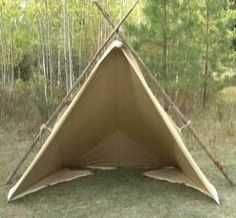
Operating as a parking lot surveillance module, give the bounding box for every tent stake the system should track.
[94,1,234,186]
[5,0,139,185]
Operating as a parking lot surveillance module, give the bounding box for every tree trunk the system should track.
[162,1,168,111]
[38,19,48,104]
[67,12,73,89]
[63,0,69,93]
[10,23,14,88]
[57,45,61,86]
[79,18,83,73]
[162,1,168,81]
[45,0,53,99]
[0,11,6,86]
[203,0,209,109]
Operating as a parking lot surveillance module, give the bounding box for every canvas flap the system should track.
[8,168,93,201]
[143,168,219,204]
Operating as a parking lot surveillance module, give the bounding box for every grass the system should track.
[0,107,236,218]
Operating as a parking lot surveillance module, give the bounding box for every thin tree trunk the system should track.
[0,16,5,84]
[43,42,48,104]
[7,43,10,84]
[63,0,69,93]
[203,0,209,108]
[67,12,73,89]
[10,23,14,88]
[57,46,61,86]
[162,1,168,111]
[79,19,83,73]
[48,23,53,98]
[38,19,48,104]
[17,65,21,80]
[44,0,52,99]
[162,1,168,81]
[45,0,53,98]
[0,11,6,86]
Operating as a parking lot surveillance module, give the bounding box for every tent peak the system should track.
[111,40,123,48]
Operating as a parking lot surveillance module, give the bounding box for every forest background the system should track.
[0,0,235,126]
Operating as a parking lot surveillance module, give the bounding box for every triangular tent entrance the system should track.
[7,40,219,203]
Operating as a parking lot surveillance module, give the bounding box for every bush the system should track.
[30,73,65,122]
[0,76,65,131]
[0,80,35,122]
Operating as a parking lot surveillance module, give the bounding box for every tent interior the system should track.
[7,41,219,204]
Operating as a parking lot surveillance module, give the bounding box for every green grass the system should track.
[0,108,236,218]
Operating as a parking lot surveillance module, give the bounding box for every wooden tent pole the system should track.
[5,0,139,185]
[94,1,234,186]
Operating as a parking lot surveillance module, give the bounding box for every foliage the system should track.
[30,73,65,121]
[217,86,236,103]
[0,79,35,123]
[127,0,236,101]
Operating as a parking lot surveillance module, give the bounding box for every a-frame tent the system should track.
[7,40,219,203]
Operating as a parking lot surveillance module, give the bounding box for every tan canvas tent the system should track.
[7,40,219,203]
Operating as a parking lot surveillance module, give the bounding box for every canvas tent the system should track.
[7,40,219,203]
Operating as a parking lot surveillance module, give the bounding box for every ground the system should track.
[0,107,236,218]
